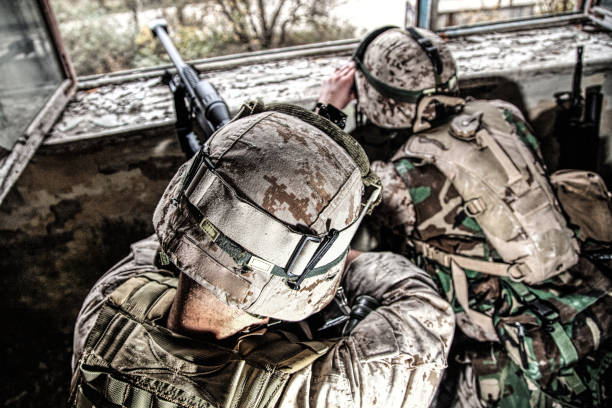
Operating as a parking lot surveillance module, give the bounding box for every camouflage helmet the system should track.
[153,102,381,321]
[353,26,459,129]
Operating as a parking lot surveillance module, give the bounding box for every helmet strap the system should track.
[352,26,456,103]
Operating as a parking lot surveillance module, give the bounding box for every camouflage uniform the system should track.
[352,27,612,407]
[70,236,454,407]
[70,103,455,408]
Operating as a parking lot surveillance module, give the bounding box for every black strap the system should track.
[406,27,443,76]
[314,102,347,129]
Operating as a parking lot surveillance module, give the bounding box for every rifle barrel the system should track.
[150,20,206,113]
[571,46,583,108]
[150,22,186,70]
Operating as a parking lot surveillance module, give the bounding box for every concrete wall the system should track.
[0,125,184,405]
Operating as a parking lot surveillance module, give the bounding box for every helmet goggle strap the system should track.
[352,26,457,104]
[177,149,381,290]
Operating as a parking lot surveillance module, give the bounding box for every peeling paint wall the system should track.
[0,127,183,405]
[45,25,612,176]
[1,126,182,291]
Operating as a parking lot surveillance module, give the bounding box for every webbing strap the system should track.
[550,322,579,367]
[414,240,510,276]
[561,368,587,395]
[183,195,349,282]
[474,128,528,196]
[182,149,377,272]
[78,369,181,408]
[508,281,579,368]
[451,261,499,341]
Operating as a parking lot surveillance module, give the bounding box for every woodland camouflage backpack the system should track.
[386,98,612,406]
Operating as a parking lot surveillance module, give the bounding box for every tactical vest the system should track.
[69,272,333,408]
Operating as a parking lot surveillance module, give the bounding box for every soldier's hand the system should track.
[317,63,356,110]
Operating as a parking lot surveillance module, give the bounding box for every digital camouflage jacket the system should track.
[70,235,455,408]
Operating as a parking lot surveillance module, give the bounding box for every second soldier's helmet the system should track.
[153,102,381,321]
[353,26,459,129]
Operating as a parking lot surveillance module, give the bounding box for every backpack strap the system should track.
[505,281,589,396]
[413,239,529,279]
[506,281,580,369]
[450,261,499,341]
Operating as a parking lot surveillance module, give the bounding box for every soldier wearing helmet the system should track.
[316,27,612,407]
[69,102,455,408]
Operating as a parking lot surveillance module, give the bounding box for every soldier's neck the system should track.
[167,272,268,340]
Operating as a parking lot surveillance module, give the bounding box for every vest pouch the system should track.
[466,345,534,407]
[550,169,612,243]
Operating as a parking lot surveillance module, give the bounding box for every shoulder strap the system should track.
[109,272,177,321]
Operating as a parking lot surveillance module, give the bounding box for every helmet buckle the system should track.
[286,229,340,290]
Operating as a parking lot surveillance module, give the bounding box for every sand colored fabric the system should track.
[71,238,455,408]
[152,108,380,321]
[393,99,578,284]
[355,27,458,129]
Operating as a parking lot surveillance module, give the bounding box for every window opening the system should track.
[0,0,64,151]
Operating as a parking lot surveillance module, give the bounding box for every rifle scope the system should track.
[149,19,230,134]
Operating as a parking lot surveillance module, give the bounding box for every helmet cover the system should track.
[154,109,377,321]
[355,27,458,129]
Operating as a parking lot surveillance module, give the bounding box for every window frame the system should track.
[0,0,77,204]
[415,0,596,36]
[590,0,612,29]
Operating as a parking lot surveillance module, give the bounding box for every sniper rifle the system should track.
[149,19,230,158]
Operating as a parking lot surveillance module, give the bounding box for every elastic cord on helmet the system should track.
[352,26,457,103]
[178,148,380,290]
[176,105,382,290]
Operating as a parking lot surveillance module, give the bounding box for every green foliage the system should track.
[53,1,139,75]
[52,0,356,76]
[282,20,356,47]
